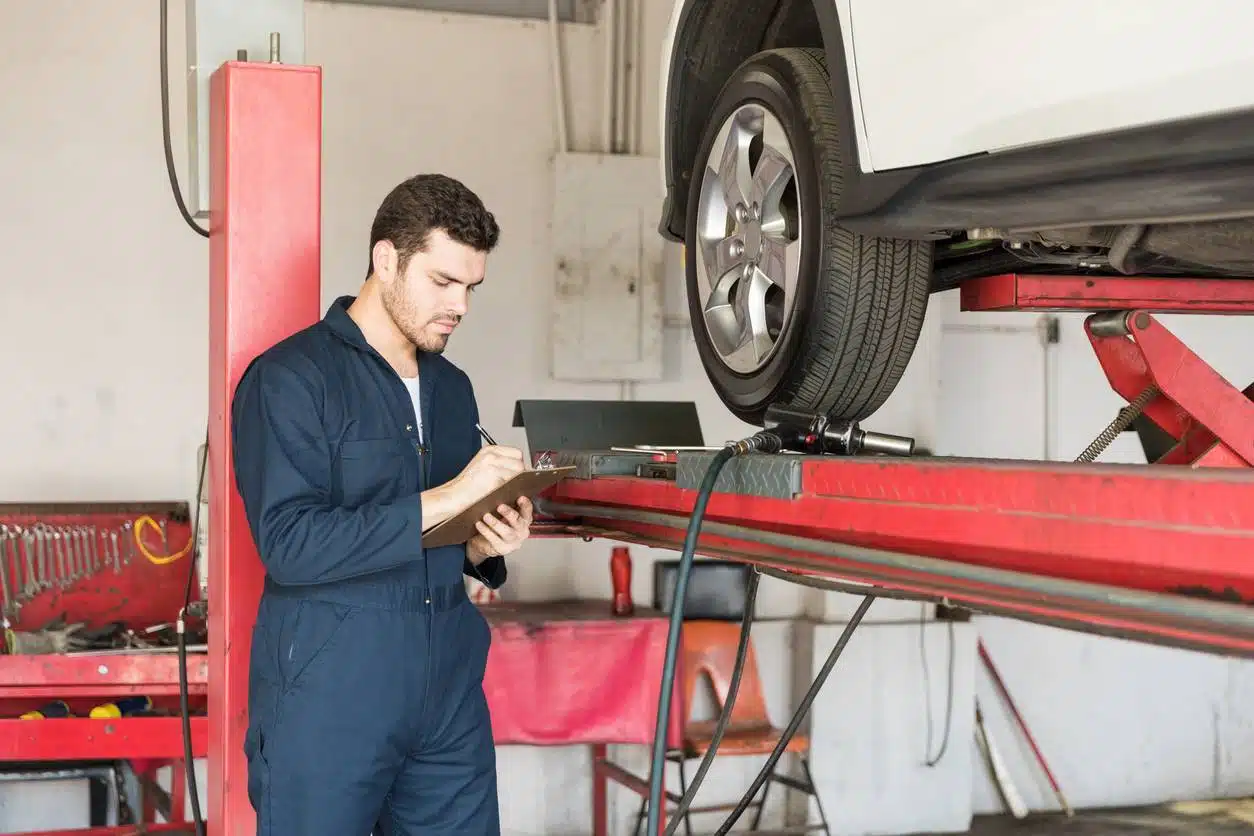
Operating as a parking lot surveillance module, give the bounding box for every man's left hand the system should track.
[468,496,534,561]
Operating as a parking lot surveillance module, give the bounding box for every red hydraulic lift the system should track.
[535,274,1254,658]
[202,61,1254,836]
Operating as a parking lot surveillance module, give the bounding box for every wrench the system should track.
[122,520,135,565]
[60,526,73,583]
[110,529,122,574]
[22,528,41,592]
[80,526,93,578]
[39,526,52,589]
[88,525,100,574]
[0,526,12,621]
[16,527,36,600]
[56,528,69,588]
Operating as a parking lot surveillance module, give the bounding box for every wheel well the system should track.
[661,0,826,241]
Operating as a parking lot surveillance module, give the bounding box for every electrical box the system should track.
[550,152,665,382]
[186,0,306,218]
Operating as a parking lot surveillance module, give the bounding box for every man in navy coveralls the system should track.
[231,173,532,835]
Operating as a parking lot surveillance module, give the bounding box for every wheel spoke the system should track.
[729,267,776,367]
[759,235,801,296]
[701,270,745,357]
[717,122,752,211]
[701,235,747,291]
[751,146,792,212]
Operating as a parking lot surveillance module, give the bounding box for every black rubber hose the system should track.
[179,435,208,835]
[662,567,761,835]
[177,607,204,836]
[160,0,210,238]
[714,593,875,835]
[645,444,738,836]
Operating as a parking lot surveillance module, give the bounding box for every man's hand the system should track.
[467,496,534,561]
[451,445,526,507]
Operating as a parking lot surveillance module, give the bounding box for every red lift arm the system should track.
[537,274,1254,658]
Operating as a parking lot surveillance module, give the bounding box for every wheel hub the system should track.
[693,104,802,375]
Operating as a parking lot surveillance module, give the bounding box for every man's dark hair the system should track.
[367,173,500,276]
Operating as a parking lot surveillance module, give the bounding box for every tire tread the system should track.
[778,47,932,421]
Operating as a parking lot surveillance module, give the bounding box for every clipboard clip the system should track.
[534,450,556,471]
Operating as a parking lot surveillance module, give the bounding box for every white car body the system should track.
[661,0,1254,185]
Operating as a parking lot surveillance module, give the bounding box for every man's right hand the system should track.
[451,445,526,506]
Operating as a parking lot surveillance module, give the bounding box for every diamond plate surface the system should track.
[676,452,801,499]
[549,451,653,479]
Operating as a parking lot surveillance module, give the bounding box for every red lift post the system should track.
[206,60,323,835]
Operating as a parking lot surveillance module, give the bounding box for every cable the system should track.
[645,444,737,835]
[921,610,955,767]
[713,593,874,835]
[133,514,193,564]
[661,567,761,834]
[646,421,849,835]
[160,0,210,238]
[178,430,209,835]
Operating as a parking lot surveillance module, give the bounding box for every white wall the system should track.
[1,1,1251,835]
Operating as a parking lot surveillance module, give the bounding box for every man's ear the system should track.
[372,240,398,282]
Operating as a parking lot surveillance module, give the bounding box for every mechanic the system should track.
[230,173,532,836]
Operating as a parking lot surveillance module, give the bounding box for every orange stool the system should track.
[628,620,832,835]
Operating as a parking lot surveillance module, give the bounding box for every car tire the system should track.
[684,46,933,426]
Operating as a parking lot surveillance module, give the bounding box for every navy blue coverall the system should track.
[231,296,507,836]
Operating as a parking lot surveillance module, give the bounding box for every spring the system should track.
[1075,385,1160,463]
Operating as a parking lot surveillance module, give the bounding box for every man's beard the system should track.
[381,280,454,354]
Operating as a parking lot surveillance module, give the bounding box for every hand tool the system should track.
[53,527,68,588]
[87,524,100,574]
[22,528,42,592]
[122,520,135,565]
[33,526,49,591]
[110,529,122,573]
[19,527,37,599]
[63,525,78,583]
[75,526,88,579]
[0,527,13,622]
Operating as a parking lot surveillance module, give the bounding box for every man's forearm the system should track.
[420,482,466,531]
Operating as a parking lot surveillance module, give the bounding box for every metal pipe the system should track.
[539,501,1254,638]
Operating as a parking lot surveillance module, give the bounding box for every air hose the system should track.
[178,433,209,836]
[661,567,761,833]
[647,421,881,835]
[645,443,738,834]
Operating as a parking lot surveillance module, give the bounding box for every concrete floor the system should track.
[965,801,1254,834]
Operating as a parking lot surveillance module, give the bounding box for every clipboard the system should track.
[421,466,576,548]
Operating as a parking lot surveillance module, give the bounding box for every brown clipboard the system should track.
[421,466,576,548]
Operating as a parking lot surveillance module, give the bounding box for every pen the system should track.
[475,423,497,446]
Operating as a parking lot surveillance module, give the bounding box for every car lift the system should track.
[533,274,1254,658]
[201,60,1254,835]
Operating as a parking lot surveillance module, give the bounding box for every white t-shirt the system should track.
[400,374,423,442]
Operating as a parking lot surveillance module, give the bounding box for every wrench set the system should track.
[0,518,149,623]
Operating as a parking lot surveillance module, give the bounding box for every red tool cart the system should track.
[0,502,206,833]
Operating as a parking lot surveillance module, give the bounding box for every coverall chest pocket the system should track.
[336,438,414,506]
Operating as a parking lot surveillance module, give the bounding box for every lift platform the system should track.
[526,273,1254,659]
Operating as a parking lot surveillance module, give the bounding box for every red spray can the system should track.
[610,546,634,616]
